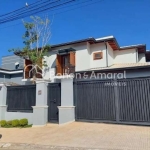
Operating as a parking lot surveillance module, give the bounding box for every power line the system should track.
[0,0,49,17]
[0,0,76,24]
[0,0,62,22]
[0,0,104,29]
[0,0,59,19]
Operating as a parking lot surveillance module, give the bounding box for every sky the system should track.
[0,0,150,62]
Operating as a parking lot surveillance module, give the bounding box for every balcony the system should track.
[56,64,75,76]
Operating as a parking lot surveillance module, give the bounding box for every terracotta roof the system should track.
[85,63,150,71]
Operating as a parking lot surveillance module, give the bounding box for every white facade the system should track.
[107,43,114,66]
[75,42,90,71]
[90,43,107,69]
[114,49,137,64]
[42,40,146,81]
[138,53,146,63]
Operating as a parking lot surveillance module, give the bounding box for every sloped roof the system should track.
[0,67,23,74]
[0,67,22,71]
[76,63,150,73]
[91,63,150,70]
[0,82,20,86]
[50,36,146,53]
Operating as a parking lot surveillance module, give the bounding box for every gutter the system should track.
[136,49,138,63]
[0,70,23,74]
[75,65,150,74]
[104,42,108,67]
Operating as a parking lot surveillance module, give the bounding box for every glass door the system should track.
[62,54,70,74]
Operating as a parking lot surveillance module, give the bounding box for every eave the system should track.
[120,44,146,53]
[0,68,23,74]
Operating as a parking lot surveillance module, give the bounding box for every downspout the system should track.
[104,42,108,67]
[136,49,138,63]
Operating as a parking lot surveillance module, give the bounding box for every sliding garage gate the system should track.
[74,78,150,125]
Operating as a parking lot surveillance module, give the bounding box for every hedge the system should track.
[0,118,31,128]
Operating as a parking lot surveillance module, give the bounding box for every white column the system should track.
[0,84,7,121]
[32,80,49,126]
[58,78,75,125]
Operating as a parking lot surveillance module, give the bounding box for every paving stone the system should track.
[0,122,150,150]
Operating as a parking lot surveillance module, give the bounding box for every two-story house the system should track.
[2,35,150,126]
[22,35,150,83]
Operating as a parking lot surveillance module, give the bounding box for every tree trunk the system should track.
[32,68,36,84]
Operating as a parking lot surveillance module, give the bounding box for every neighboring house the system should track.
[21,35,150,82]
[0,55,24,85]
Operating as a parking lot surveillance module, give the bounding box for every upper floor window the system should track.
[93,52,103,60]
[56,51,76,75]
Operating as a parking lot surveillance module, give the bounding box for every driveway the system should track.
[0,122,150,150]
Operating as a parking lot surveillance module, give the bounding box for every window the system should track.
[93,52,103,60]
[56,52,76,75]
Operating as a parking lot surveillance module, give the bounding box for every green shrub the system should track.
[0,120,6,127]
[7,120,12,126]
[19,119,28,126]
[24,124,32,128]
[12,119,19,127]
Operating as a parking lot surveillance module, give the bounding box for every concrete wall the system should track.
[5,112,33,124]
[107,42,114,66]
[43,51,57,81]
[0,81,49,126]
[10,73,24,85]
[76,43,90,71]
[0,84,7,121]
[90,43,106,68]
[61,78,73,106]
[0,73,23,85]
[0,73,10,83]
[32,81,48,126]
[58,78,75,124]
[114,49,137,63]
[0,84,33,124]
[58,106,75,124]
[138,53,146,63]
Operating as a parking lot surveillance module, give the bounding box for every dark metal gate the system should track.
[74,80,116,122]
[47,83,61,122]
[74,78,150,125]
[118,78,150,125]
[7,85,36,112]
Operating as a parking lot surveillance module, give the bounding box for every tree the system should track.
[9,16,51,82]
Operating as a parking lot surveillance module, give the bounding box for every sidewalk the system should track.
[0,143,115,150]
[0,122,150,150]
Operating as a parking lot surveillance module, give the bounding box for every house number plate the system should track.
[38,90,42,95]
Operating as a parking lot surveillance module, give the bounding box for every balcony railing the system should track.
[56,64,75,75]
[63,65,75,74]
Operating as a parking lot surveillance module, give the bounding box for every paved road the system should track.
[0,122,150,150]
